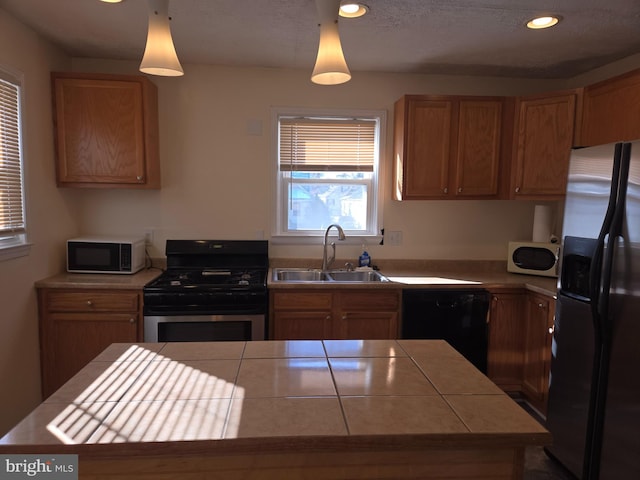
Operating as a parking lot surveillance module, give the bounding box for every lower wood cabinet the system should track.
[38,288,142,399]
[487,289,526,391]
[270,289,401,340]
[487,287,556,414]
[522,292,555,415]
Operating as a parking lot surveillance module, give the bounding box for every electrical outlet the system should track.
[144,229,154,246]
[387,230,403,246]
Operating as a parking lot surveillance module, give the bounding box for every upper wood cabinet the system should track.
[509,90,578,199]
[394,95,506,200]
[51,72,161,188]
[579,68,640,146]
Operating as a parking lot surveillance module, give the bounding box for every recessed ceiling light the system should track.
[339,2,369,18]
[526,16,561,29]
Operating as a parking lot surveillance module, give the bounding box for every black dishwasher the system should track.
[401,289,491,373]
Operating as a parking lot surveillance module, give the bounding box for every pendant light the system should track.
[311,0,351,85]
[139,0,184,77]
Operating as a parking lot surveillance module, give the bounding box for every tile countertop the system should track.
[384,269,558,297]
[0,340,550,452]
[34,262,557,298]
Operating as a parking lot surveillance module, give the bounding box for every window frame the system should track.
[0,66,30,261]
[271,106,386,244]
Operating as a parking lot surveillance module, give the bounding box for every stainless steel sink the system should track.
[274,269,329,282]
[272,268,389,283]
[326,270,389,282]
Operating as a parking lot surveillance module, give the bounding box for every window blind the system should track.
[0,76,25,236]
[279,117,376,172]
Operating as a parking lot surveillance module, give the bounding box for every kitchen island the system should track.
[0,340,550,479]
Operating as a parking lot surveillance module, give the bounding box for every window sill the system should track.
[0,242,32,261]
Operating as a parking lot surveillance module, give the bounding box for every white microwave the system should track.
[67,236,145,274]
[507,241,560,277]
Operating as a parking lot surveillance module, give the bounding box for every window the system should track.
[0,68,28,259]
[273,108,384,241]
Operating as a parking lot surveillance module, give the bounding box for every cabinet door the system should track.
[270,291,333,340]
[454,99,502,197]
[522,294,555,413]
[271,311,333,340]
[580,69,640,146]
[51,73,160,188]
[398,97,453,199]
[334,290,400,339]
[271,291,333,311]
[487,292,526,391]
[336,311,399,340]
[42,313,138,398]
[511,91,577,198]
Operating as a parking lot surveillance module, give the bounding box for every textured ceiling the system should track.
[2,0,640,79]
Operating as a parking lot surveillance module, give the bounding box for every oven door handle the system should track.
[202,270,232,276]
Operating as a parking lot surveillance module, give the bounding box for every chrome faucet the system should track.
[321,224,346,272]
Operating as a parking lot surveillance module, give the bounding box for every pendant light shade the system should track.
[311,0,351,85]
[140,0,184,77]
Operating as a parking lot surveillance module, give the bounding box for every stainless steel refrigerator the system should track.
[546,141,640,479]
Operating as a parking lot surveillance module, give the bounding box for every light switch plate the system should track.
[387,231,402,246]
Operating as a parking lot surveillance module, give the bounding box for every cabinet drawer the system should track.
[272,292,332,310]
[46,291,139,312]
[338,290,400,310]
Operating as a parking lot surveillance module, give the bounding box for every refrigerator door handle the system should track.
[588,142,623,337]
[583,141,631,480]
[598,142,630,327]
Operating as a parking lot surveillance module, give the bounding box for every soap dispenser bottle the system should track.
[358,246,371,268]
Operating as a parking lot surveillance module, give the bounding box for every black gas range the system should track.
[143,240,269,342]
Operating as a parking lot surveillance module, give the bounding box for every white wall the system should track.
[68,59,572,262]
[0,9,74,435]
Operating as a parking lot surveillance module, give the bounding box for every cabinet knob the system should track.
[458,187,462,193]
[548,325,555,335]
[129,318,135,324]
[515,186,520,193]
[325,315,331,321]
[136,176,143,181]
[538,303,545,308]
[443,187,448,194]
[86,300,93,306]
[342,314,348,320]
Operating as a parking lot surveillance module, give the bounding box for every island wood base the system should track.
[80,447,525,479]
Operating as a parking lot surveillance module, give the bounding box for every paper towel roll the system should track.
[532,205,552,242]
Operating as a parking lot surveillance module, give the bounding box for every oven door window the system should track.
[158,321,251,342]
